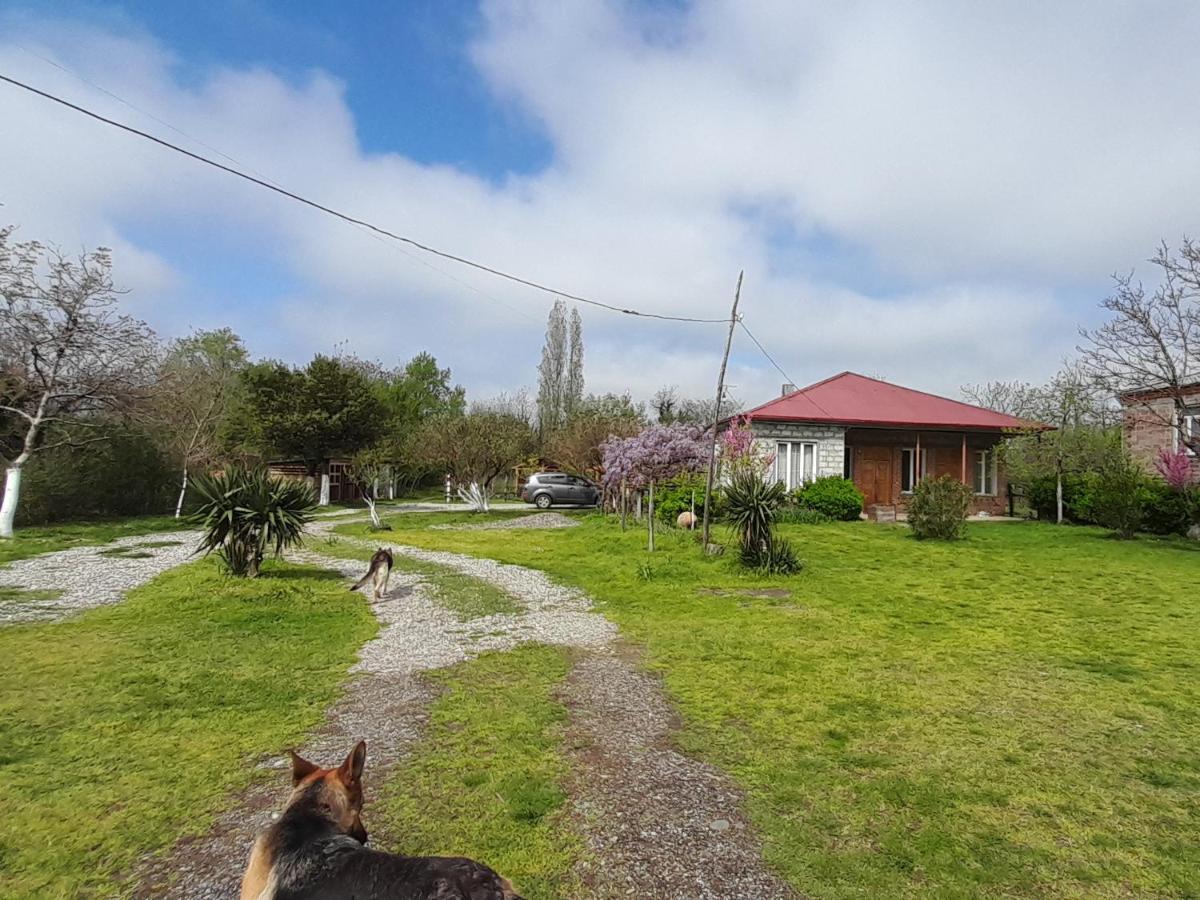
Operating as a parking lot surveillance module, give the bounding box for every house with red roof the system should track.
[734,372,1041,516]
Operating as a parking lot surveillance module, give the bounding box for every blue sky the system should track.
[1,1,1197,405]
[44,0,554,178]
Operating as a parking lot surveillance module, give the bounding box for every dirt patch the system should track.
[560,649,798,899]
[700,587,792,600]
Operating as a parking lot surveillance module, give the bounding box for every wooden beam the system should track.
[961,433,968,485]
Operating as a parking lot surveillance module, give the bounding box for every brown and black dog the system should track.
[350,548,394,601]
[241,741,523,900]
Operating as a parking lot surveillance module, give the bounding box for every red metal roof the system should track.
[739,371,1041,431]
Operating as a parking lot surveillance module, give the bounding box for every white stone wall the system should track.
[751,421,846,479]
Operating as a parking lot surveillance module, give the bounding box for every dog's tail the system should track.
[349,566,374,592]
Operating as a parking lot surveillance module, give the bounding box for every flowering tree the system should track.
[601,424,706,549]
[1156,448,1194,490]
[719,415,775,480]
[1156,448,1199,533]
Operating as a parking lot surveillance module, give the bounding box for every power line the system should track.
[737,319,832,416]
[10,50,542,325]
[0,72,728,325]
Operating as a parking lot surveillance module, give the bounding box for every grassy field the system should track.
[0,514,191,566]
[0,558,377,897]
[336,511,1200,898]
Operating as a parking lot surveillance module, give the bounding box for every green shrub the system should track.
[776,506,832,525]
[758,534,804,574]
[1026,473,1092,522]
[1141,480,1192,536]
[17,423,176,525]
[655,473,709,524]
[791,477,864,521]
[1088,452,1148,539]
[908,476,973,540]
[191,465,315,576]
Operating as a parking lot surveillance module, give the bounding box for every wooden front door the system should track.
[854,448,893,508]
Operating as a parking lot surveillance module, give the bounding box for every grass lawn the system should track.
[0,558,377,897]
[376,646,582,900]
[0,515,191,567]
[337,512,1200,898]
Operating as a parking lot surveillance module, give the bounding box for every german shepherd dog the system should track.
[241,741,523,900]
[350,549,394,601]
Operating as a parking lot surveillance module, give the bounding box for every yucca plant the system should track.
[724,470,801,572]
[191,465,315,576]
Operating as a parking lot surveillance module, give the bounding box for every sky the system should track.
[1,1,1198,411]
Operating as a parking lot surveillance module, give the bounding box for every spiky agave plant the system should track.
[191,465,315,576]
[724,470,786,564]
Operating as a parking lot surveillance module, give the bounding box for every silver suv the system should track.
[520,473,601,509]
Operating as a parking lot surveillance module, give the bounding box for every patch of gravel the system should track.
[129,521,790,899]
[429,511,580,531]
[563,652,799,900]
[132,532,614,898]
[0,531,203,625]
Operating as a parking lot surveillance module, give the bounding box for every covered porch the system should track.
[844,427,1008,516]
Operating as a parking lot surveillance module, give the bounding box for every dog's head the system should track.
[288,740,368,844]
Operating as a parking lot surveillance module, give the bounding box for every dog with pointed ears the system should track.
[350,548,393,601]
[240,741,523,899]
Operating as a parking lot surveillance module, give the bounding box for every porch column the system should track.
[961,433,968,485]
[915,431,921,482]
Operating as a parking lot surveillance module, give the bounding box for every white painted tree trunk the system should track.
[1055,470,1064,524]
[319,473,331,506]
[456,481,490,512]
[174,467,189,519]
[0,466,22,539]
[365,494,382,528]
[648,480,655,552]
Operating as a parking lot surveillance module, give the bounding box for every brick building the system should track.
[1120,382,1200,476]
[733,372,1044,516]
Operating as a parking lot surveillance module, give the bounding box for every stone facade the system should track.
[1122,390,1200,477]
[750,421,846,480]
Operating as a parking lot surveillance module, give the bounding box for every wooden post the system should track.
[701,271,744,548]
[648,480,656,552]
[621,480,627,531]
[915,432,922,484]
[961,433,967,485]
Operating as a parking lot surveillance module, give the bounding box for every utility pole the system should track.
[701,271,743,548]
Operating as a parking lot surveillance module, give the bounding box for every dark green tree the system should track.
[232,355,385,475]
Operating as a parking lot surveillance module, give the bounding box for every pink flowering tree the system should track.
[720,415,775,480]
[601,424,706,549]
[1156,448,1194,491]
[1156,448,1199,529]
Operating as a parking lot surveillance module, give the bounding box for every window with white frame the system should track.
[774,441,816,490]
[900,448,927,493]
[1183,409,1199,455]
[974,449,997,495]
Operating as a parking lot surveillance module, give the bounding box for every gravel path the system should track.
[317,523,795,899]
[131,524,614,898]
[0,532,202,625]
[129,516,792,898]
[429,511,580,531]
[563,653,797,899]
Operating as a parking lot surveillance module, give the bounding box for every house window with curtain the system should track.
[774,441,816,490]
[900,448,927,493]
[974,449,997,495]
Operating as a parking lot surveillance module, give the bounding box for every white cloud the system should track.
[1,2,1195,411]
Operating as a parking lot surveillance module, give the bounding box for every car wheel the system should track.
[535,493,553,509]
